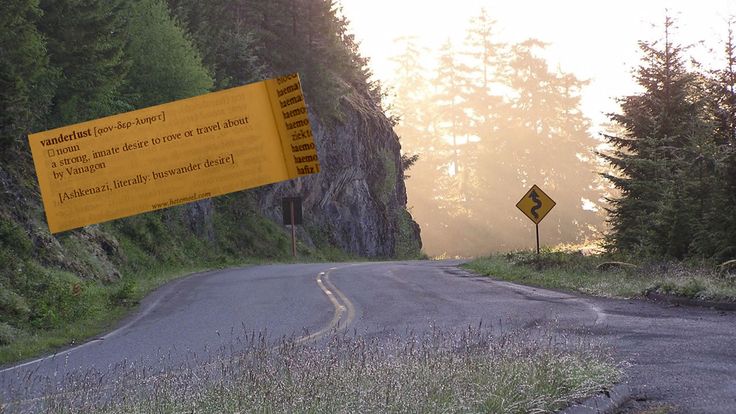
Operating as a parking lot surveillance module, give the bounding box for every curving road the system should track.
[2,260,735,413]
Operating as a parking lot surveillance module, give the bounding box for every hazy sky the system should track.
[338,0,736,131]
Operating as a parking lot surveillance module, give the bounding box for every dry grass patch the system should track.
[3,327,620,414]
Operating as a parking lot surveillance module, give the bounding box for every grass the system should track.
[0,263,216,365]
[464,249,736,302]
[3,326,621,414]
[0,190,372,366]
[0,250,364,367]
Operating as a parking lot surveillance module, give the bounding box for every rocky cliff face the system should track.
[0,80,420,300]
[255,87,421,258]
[0,79,421,347]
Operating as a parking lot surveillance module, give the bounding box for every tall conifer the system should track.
[0,0,53,152]
[602,16,702,257]
[122,0,213,108]
[38,0,130,125]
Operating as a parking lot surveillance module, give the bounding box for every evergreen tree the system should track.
[389,37,448,251]
[490,39,602,245]
[171,0,360,120]
[391,13,605,255]
[388,36,430,174]
[122,0,213,108]
[721,26,736,259]
[294,0,349,117]
[167,0,265,89]
[698,22,736,259]
[462,8,504,145]
[434,39,470,180]
[38,0,130,125]
[602,16,704,257]
[457,9,507,207]
[390,37,433,149]
[0,0,53,152]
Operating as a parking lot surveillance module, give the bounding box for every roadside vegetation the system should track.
[1,0,423,366]
[465,249,736,303]
[0,200,359,366]
[3,327,620,414]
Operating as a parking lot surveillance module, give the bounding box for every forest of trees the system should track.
[1,0,416,342]
[602,16,736,260]
[2,1,734,261]
[0,0,376,157]
[390,9,606,256]
[391,10,736,261]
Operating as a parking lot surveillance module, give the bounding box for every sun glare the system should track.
[339,0,736,131]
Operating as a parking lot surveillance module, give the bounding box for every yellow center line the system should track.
[295,268,356,344]
[2,266,358,409]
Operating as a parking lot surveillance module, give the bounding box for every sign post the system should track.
[515,184,556,254]
[290,201,296,257]
[282,196,302,257]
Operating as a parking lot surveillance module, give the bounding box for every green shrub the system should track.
[110,278,137,306]
[0,322,19,345]
[0,217,32,258]
[0,286,30,320]
[395,208,422,259]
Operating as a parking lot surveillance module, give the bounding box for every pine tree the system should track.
[170,0,376,122]
[389,37,449,251]
[388,36,431,173]
[722,25,736,259]
[602,16,703,257]
[391,15,605,255]
[0,0,53,152]
[457,8,508,209]
[167,0,265,89]
[38,0,130,126]
[428,38,490,252]
[698,21,736,259]
[462,8,504,144]
[122,0,213,108]
[390,37,432,147]
[494,39,602,245]
[295,0,348,117]
[434,39,470,180]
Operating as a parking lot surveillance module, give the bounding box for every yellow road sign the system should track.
[28,73,319,233]
[516,184,556,224]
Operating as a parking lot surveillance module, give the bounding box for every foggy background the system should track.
[387,21,607,256]
[339,1,735,257]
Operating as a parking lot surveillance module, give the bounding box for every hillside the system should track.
[0,0,420,358]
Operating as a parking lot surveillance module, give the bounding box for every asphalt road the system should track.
[2,260,735,413]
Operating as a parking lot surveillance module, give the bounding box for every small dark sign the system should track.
[282,197,303,225]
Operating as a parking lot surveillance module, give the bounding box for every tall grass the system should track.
[3,327,620,413]
[465,250,736,301]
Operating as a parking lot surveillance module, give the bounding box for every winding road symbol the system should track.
[516,184,556,225]
[528,190,542,219]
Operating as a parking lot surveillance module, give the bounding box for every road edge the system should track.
[455,264,632,414]
[0,267,220,373]
[645,291,736,311]
[559,384,632,414]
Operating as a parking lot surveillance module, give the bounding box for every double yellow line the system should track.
[296,267,356,344]
[1,266,357,409]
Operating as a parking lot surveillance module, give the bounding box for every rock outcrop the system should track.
[256,86,420,257]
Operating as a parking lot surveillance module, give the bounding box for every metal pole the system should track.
[535,223,540,254]
[290,201,297,258]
